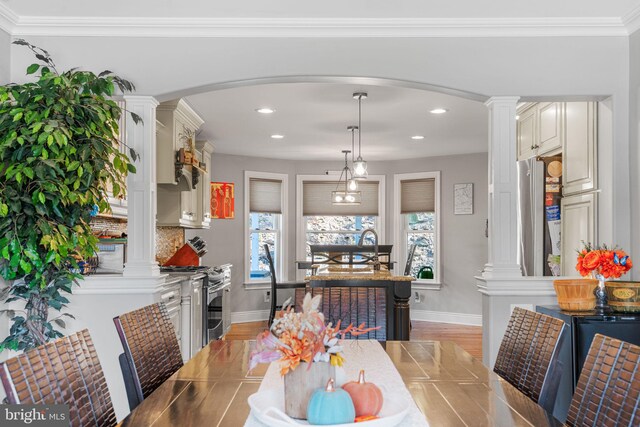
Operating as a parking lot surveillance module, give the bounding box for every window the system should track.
[296,175,385,274]
[244,172,288,284]
[394,172,441,286]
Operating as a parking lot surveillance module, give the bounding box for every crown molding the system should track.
[0,3,17,34]
[623,4,640,35]
[0,15,631,38]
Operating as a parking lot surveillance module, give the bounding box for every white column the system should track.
[483,96,522,278]
[123,96,160,277]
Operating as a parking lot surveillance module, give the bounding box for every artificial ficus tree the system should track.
[0,39,140,351]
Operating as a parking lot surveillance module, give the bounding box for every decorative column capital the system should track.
[484,96,520,108]
[123,95,159,107]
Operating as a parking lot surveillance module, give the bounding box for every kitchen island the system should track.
[298,265,413,341]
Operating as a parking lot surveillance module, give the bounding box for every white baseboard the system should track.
[231,309,269,324]
[411,309,482,326]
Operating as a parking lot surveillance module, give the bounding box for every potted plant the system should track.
[0,40,139,351]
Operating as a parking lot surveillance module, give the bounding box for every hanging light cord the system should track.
[357,95,362,159]
[351,127,355,163]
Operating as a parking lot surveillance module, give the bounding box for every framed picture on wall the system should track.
[211,182,235,219]
[454,183,473,215]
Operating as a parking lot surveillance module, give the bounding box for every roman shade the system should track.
[249,178,282,214]
[303,181,379,216]
[401,178,435,213]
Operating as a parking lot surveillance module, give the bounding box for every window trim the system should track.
[296,174,386,280]
[393,171,442,288]
[244,171,289,285]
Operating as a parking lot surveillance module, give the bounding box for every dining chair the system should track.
[566,333,640,427]
[113,302,183,411]
[493,307,566,414]
[264,243,307,325]
[0,329,117,427]
[403,243,418,276]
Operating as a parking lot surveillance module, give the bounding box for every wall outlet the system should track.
[414,291,421,303]
[264,291,271,303]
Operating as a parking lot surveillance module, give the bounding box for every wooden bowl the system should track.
[553,279,598,311]
[604,281,640,313]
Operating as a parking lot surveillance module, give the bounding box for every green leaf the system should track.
[38,193,46,204]
[0,204,8,217]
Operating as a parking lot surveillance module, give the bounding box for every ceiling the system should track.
[184,82,488,161]
[3,0,639,19]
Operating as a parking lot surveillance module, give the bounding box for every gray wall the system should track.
[0,29,9,84]
[187,151,488,318]
[630,29,640,280]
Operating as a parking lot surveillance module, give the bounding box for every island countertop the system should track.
[308,264,414,282]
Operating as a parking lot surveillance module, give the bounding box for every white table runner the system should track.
[244,340,428,426]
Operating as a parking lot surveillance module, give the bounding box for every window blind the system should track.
[303,181,379,216]
[401,178,435,213]
[249,178,282,214]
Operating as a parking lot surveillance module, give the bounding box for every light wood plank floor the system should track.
[225,320,482,359]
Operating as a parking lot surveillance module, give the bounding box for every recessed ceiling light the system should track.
[411,135,425,140]
[270,134,284,139]
[430,108,448,114]
[256,107,276,114]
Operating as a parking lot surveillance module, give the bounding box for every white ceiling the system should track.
[3,0,639,19]
[184,83,488,161]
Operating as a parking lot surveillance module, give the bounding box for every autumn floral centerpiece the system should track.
[576,242,632,280]
[249,293,378,419]
[553,243,634,312]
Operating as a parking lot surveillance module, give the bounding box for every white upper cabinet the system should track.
[562,102,597,195]
[196,141,215,229]
[561,192,597,275]
[516,102,563,161]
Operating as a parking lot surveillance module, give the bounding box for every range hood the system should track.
[156,99,205,188]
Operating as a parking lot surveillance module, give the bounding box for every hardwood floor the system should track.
[225,320,482,359]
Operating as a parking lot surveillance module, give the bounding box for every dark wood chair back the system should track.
[264,243,306,324]
[113,302,183,410]
[493,307,566,413]
[404,243,418,276]
[294,287,387,340]
[566,333,640,427]
[309,244,394,270]
[0,329,116,427]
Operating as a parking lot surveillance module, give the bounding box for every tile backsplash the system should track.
[90,217,127,237]
[156,226,185,265]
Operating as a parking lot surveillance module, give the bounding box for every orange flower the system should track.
[582,251,601,270]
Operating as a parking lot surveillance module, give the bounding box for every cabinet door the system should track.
[517,107,537,161]
[561,192,597,275]
[191,282,203,357]
[563,102,597,195]
[537,102,563,155]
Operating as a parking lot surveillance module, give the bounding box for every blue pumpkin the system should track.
[307,378,356,425]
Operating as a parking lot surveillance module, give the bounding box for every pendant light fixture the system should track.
[332,150,361,205]
[352,92,368,180]
[347,125,359,191]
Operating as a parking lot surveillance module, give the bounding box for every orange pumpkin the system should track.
[343,370,383,417]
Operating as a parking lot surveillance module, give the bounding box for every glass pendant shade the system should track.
[332,191,361,205]
[332,150,361,205]
[353,158,368,179]
[348,178,358,191]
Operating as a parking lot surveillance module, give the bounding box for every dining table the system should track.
[118,339,563,427]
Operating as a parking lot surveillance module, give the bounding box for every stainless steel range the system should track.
[204,264,232,344]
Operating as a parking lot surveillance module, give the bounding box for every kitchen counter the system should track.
[309,264,413,281]
[306,264,412,340]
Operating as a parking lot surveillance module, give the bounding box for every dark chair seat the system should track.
[264,243,306,324]
[494,307,566,414]
[113,302,183,411]
[0,329,117,427]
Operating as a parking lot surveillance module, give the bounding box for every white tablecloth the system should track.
[244,340,428,426]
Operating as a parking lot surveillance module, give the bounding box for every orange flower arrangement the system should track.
[249,293,378,376]
[576,242,632,279]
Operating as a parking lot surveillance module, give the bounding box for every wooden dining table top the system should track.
[118,339,563,427]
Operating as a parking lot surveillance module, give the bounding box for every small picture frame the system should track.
[454,183,473,215]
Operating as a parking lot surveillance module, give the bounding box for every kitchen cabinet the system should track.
[180,274,204,361]
[156,99,204,186]
[516,102,563,161]
[560,192,597,275]
[562,102,597,195]
[196,140,215,229]
[158,279,182,351]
